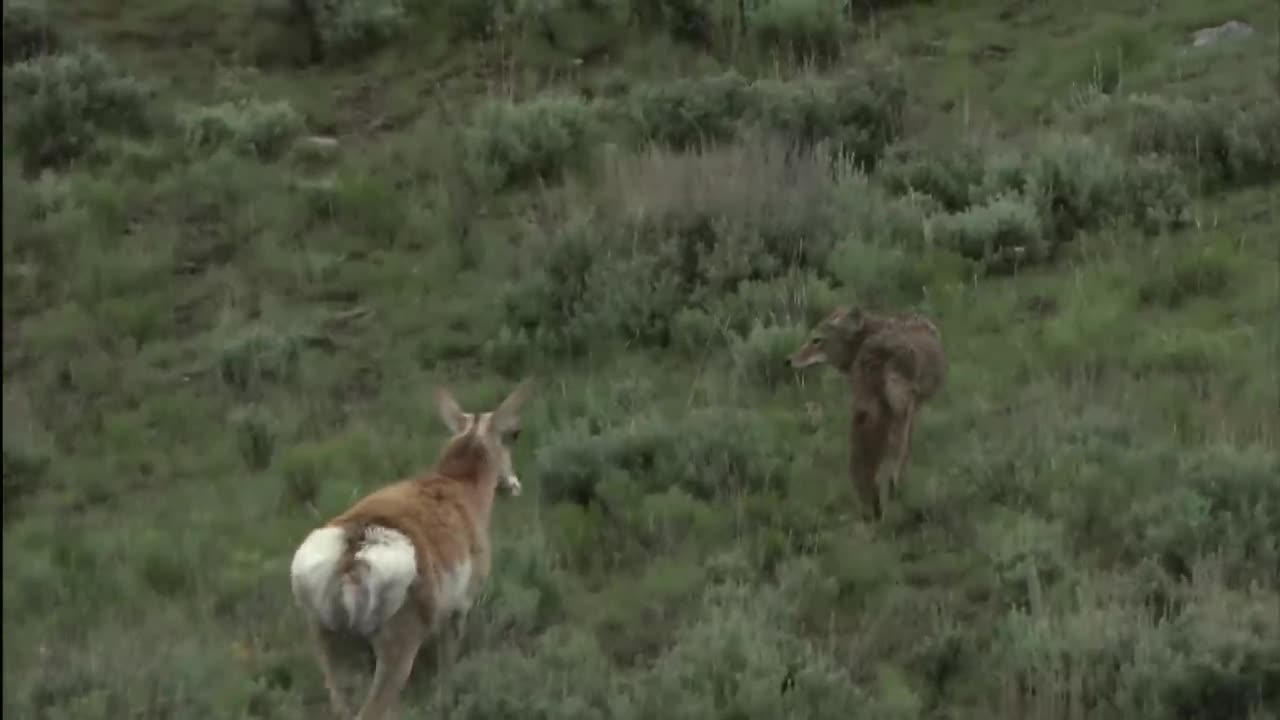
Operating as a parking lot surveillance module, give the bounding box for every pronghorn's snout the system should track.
[500,473,522,497]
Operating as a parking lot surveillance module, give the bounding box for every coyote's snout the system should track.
[785,334,832,369]
[789,307,946,519]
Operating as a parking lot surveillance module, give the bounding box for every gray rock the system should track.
[1189,20,1254,48]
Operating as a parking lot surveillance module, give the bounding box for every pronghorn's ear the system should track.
[434,386,468,434]
[490,378,533,434]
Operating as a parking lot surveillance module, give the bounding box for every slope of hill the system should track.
[3,0,1278,717]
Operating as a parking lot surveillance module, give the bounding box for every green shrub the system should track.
[293,0,408,61]
[1125,94,1280,189]
[303,170,407,244]
[1,405,52,512]
[276,439,329,506]
[497,217,605,357]
[629,583,868,719]
[668,306,726,356]
[534,408,791,506]
[498,216,683,354]
[3,0,59,65]
[550,480,734,573]
[625,71,753,149]
[1164,447,1280,586]
[1153,583,1280,719]
[730,323,806,388]
[1021,133,1128,241]
[826,240,917,303]
[441,0,501,39]
[503,0,633,57]
[470,532,565,644]
[747,0,843,61]
[430,627,620,718]
[464,95,597,191]
[997,571,1280,720]
[216,323,304,395]
[4,47,154,169]
[503,136,847,354]
[1128,328,1231,377]
[838,171,938,248]
[180,99,304,160]
[635,486,727,551]
[607,139,843,295]
[443,0,635,49]
[752,68,906,164]
[977,511,1069,609]
[622,67,905,161]
[708,270,838,336]
[1123,154,1191,234]
[879,132,1189,248]
[828,234,969,305]
[915,133,1144,248]
[879,140,988,212]
[631,0,735,46]
[230,405,278,471]
[1136,243,1235,309]
[931,193,1045,274]
[1004,135,1190,239]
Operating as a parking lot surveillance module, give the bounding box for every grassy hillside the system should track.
[3,0,1278,717]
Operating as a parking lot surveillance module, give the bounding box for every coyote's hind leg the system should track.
[883,370,917,500]
[851,398,889,520]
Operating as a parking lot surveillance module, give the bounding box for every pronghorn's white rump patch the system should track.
[290,526,347,629]
[289,525,418,637]
[436,558,474,614]
[346,526,417,636]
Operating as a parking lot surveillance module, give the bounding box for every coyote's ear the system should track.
[434,386,470,434]
[830,306,865,330]
[491,378,533,435]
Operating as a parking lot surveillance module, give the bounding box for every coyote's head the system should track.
[786,306,869,372]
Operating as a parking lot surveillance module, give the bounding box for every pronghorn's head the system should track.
[786,306,868,372]
[433,380,533,497]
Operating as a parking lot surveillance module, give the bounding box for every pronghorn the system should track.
[787,307,945,520]
[289,380,532,719]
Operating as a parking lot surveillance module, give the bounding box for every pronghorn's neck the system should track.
[427,431,500,523]
[434,434,492,481]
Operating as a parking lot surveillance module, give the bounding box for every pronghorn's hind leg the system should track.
[307,621,352,719]
[355,604,426,720]
[434,609,469,675]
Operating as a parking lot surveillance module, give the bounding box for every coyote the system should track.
[289,380,532,720]
[787,307,945,519]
